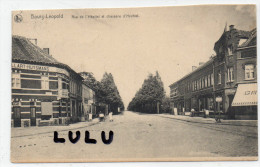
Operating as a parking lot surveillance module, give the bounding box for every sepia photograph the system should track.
[10,5,257,162]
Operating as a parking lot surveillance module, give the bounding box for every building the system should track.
[169,58,214,116]
[80,72,97,121]
[169,25,257,119]
[12,35,83,127]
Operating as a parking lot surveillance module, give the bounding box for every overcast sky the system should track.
[12,5,256,107]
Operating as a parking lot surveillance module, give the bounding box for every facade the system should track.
[169,59,214,116]
[81,82,96,121]
[11,35,83,127]
[169,25,257,119]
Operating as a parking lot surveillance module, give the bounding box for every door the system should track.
[30,107,36,126]
[13,107,21,127]
[228,95,235,119]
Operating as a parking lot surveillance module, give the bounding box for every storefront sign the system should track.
[232,83,257,106]
[12,63,69,76]
[245,90,257,95]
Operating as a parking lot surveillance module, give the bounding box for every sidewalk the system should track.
[11,118,100,138]
[160,114,258,127]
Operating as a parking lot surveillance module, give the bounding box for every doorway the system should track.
[30,106,36,126]
[13,107,21,127]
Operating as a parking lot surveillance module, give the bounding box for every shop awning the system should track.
[232,83,257,106]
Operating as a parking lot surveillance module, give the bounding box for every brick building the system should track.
[80,72,97,121]
[12,35,83,127]
[169,25,257,119]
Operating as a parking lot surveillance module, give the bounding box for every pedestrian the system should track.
[99,111,104,122]
[109,112,113,122]
[88,112,92,121]
[191,108,195,117]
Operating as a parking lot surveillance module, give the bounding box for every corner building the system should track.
[12,35,83,127]
[169,25,257,119]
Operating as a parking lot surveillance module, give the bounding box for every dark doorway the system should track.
[13,107,21,127]
[228,95,235,119]
[30,107,36,126]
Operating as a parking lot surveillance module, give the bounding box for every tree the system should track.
[161,96,171,113]
[100,72,124,114]
[79,72,107,104]
[127,71,165,113]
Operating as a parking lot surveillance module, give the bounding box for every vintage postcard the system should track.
[11,5,257,162]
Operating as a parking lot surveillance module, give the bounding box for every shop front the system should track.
[232,83,257,120]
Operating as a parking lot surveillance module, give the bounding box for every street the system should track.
[11,111,258,162]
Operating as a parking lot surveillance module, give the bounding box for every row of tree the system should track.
[127,71,171,114]
[81,72,124,114]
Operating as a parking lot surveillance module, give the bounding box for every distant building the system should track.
[80,72,97,121]
[12,35,83,127]
[169,25,257,119]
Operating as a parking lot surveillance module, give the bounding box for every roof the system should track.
[239,28,257,48]
[12,35,83,80]
[169,57,215,88]
[12,35,58,63]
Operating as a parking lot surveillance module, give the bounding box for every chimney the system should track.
[229,25,234,31]
[199,62,204,66]
[192,66,197,71]
[43,48,50,55]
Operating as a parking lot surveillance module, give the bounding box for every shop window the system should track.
[227,67,234,82]
[245,64,255,80]
[21,79,41,89]
[218,71,221,85]
[41,102,53,120]
[49,81,58,89]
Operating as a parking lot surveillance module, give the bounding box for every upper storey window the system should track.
[245,64,255,80]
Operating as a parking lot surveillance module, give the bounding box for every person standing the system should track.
[109,112,113,122]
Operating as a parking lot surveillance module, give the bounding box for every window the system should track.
[209,74,212,86]
[218,71,221,84]
[12,73,20,88]
[21,79,41,89]
[49,81,58,89]
[62,82,67,89]
[245,64,255,80]
[202,77,205,88]
[208,74,211,87]
[41,76,49,90]
[205,76,208,87]
[171,88,177,96]
[228,47,233,56]
[211,73,214,86]
[198,79,201,89]
[227,67,234,82]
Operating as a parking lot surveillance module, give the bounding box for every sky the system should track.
[12,5,256,107]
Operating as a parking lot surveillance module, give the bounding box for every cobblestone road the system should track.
[11,111,258,162]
